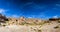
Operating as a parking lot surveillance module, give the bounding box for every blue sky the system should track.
[0,0,60,19]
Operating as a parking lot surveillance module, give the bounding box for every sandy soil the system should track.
[0,22,60,32]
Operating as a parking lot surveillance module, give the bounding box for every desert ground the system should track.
[0,21,60,32]
[0,14,60,32]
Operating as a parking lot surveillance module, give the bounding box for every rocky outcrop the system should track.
[7,17,43,25]
[0,14,60,32]
[0,14,8,23]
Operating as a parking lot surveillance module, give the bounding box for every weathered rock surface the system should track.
[0,14,60,32]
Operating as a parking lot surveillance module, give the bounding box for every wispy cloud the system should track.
[0,8,8,14]
[28,16,33,18]
[56,4,60,6]
[0,9,5,13]
[53,15,58,18]
[11,15,20,18]
[27,12,50,19]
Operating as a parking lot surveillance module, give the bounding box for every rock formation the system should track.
[0,14,60,32]
[0,14,8,23]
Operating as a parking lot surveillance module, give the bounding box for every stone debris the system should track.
[0,14,60,32]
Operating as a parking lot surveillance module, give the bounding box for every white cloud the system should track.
[0,9,6,13]
[37,12,51,19]
[28,17,32,18]
[28,16,35,18]
[11,15,20,18]
[0,9,8,15]
[56,4,60,6]
[53,15,58,18]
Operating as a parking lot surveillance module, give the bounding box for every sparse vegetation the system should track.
[38,30,42,32]
[58,21,60,23]
[0,14,60,32]
[54,26,59,29]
